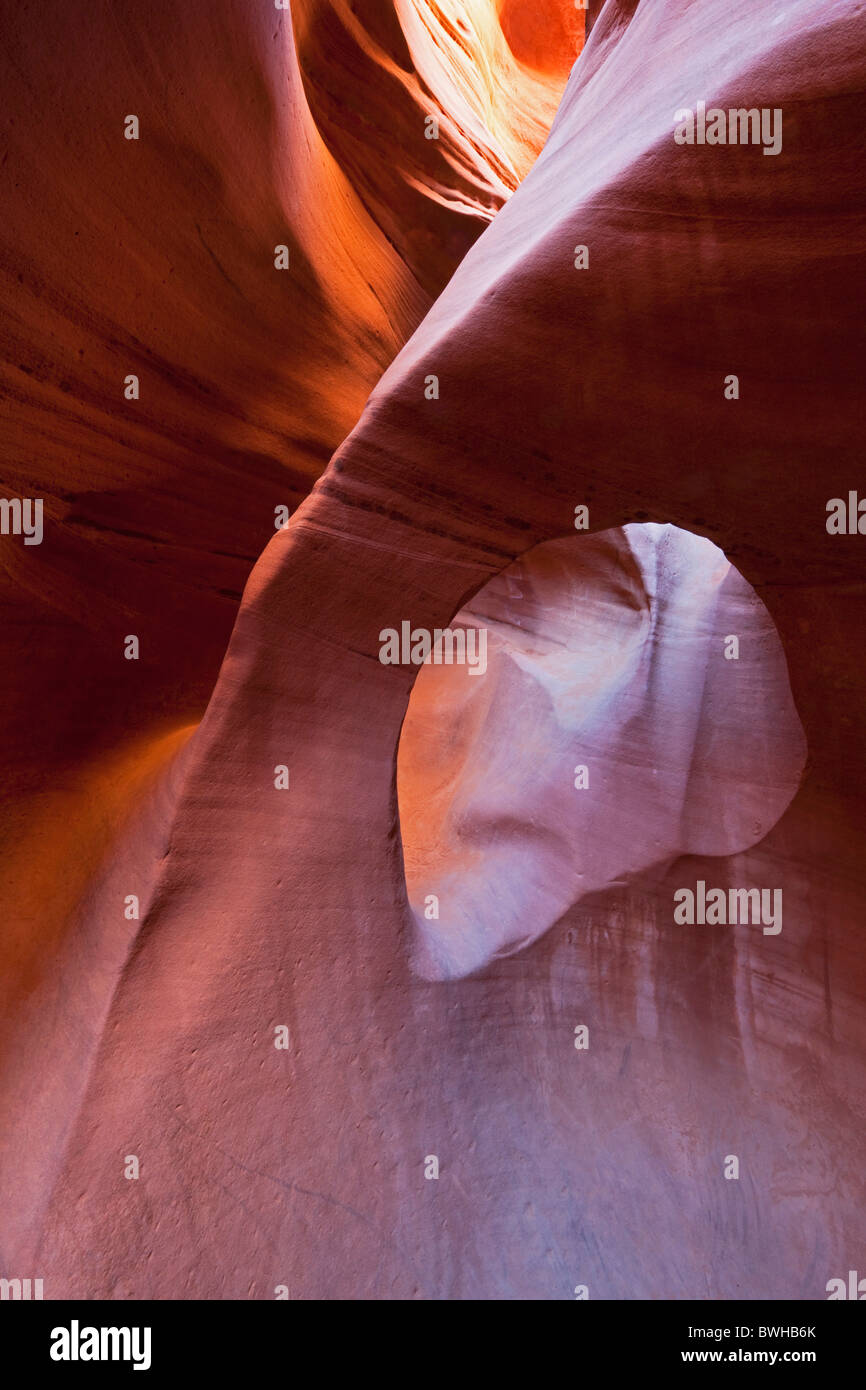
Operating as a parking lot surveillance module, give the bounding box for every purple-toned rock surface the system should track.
[399,526,806,979]
[1,0,864,1300]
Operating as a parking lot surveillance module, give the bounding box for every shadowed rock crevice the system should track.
[0,0,864,1300]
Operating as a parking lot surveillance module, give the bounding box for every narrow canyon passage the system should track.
[0,0,864,1299]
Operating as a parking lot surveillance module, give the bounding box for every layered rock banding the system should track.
[1,0,864,1300]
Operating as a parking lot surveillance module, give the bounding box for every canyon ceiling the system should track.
[0,0,864,1300]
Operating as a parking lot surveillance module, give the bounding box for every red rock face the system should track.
[0,0,571,1042]
[1,0,864,1300]
[497,0,585,77]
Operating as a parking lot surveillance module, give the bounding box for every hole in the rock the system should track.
[396,524,807,981]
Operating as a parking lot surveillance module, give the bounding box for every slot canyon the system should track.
[0,0,864,1300]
